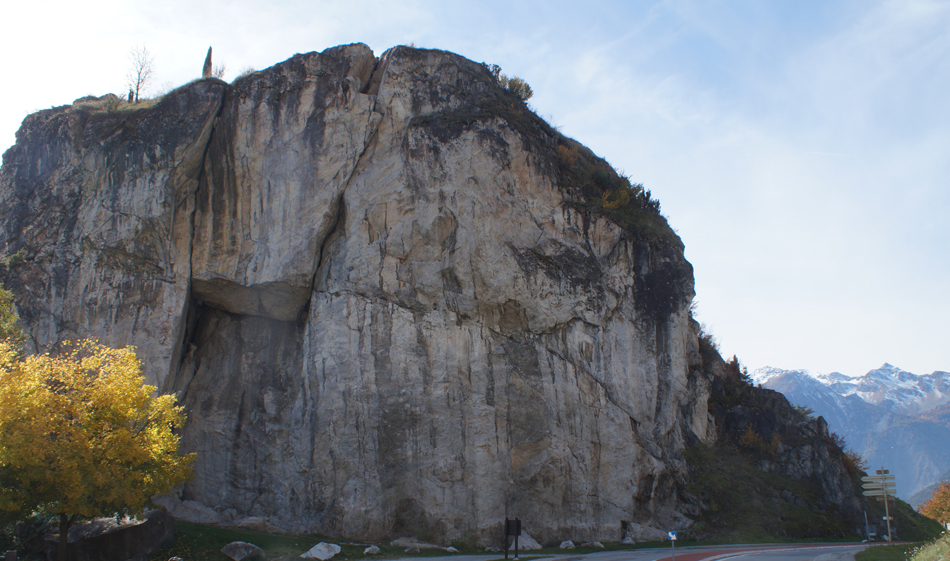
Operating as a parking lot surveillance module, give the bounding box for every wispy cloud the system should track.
[0,0,946,376]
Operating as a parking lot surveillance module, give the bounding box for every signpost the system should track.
[504,518,521,560]
[668,531,677,561]
[861,469,895,542]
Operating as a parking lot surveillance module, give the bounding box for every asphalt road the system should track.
[399,543,872,561]
[647,543,869,561]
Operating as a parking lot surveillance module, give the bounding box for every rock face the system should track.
[221,541,265,561]
[2,43,723,544]
[44,509,174,561]
[0,82,224,387]
[687,351,867,538]
[712,385,862,516]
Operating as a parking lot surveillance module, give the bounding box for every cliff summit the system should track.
[0,43,873,544]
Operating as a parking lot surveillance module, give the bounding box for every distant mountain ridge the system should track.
[752,365,950,501]
[910,468,950,509]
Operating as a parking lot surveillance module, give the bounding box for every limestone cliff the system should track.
[0,43,854,544]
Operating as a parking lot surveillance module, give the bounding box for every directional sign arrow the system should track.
[863,490,891,497]
[862,483,896,490]
[862,475,895,482]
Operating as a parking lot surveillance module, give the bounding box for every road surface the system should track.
[399,543,872,561]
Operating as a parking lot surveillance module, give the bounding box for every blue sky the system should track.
[1,0,948,377]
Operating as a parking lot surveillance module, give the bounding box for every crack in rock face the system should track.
[0,80,226,387]
[0,43,723,545]
[191,43,380,320]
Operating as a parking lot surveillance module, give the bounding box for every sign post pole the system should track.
[880,469,892,543]
[504,518,521,560]
[514,518,520,560]
[668,531,677,561]
[504,518,508,561]
[861,468,896,542]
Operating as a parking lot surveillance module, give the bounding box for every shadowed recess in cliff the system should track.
[169,304,309,516]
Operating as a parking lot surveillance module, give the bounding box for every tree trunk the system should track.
[57,513,71,561]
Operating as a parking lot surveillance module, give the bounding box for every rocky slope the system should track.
[753,366,950,500]
[0,43,864,544]
[680,345,879,539]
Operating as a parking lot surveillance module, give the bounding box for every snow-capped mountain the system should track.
[752,364,950,416]
[752,365,950,501]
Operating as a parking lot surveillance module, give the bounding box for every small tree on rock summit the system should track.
[127,44,154,102]
[487,63,534,102]
[202,46,213,78]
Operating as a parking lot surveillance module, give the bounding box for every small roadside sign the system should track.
[668,531,677,541]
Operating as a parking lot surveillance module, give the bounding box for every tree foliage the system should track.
[0,340,194,559]
[919,481,950,524]
[794,404,815,419]
[486,63,533,101]
[0,285,23,349]
[500,75,533,101]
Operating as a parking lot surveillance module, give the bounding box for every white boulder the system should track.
[301,543,341,560]
[513,532,542,551]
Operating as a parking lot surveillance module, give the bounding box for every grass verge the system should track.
[856,543,923,561]
[908,533,950,561]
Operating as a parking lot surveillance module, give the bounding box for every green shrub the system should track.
[794,404,815,419]
[4,248,27,269]
[501,75,533,101]
[102,94,122,112]
[0,283,24,348]
[486,63,533,101]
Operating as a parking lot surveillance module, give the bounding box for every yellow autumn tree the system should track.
[0,339,194,561]
[919,481,950,525]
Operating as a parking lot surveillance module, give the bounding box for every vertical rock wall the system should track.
[0,44,712,544]
[0,82,225,387]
